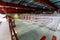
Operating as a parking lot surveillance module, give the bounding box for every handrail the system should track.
[7,16,18,40]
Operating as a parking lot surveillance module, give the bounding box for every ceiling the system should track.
[50,0,60,8]
[0,0,60,13]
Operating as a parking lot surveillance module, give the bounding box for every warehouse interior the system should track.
[0,0,60,40]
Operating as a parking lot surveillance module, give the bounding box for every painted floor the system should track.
[14,19,60,40]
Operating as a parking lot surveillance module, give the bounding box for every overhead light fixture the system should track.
[16,8,18,9]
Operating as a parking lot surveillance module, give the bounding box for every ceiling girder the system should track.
[36,0,58,9]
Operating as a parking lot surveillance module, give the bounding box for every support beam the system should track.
[0,7,57,13]
[0,7,36,13]
[36,0,58,9]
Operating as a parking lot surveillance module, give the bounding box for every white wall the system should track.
[0,18,11,40]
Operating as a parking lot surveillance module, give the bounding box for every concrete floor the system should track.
[14,19,60,40]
